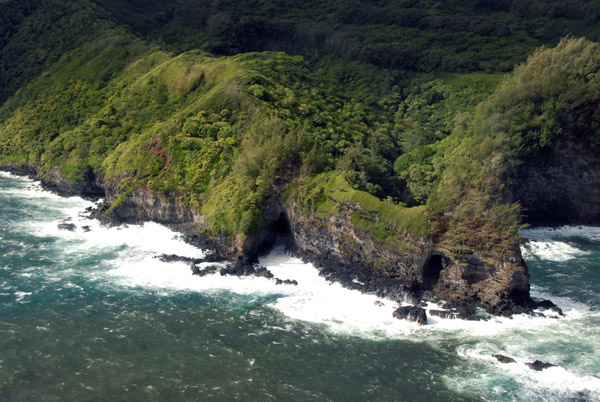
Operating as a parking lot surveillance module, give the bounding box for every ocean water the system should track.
[0,172,598,401]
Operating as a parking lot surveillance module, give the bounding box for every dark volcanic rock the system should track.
[527,360,556,371]
[0,163,38,179]
[42,166,104,200]
[158,254,198,264]
[274,278,298,286]
[429,309,458,319]
[1,161,564,319]
[286,195,535,317]
[157,253,223,265]
[2,163,539,317]
[454,306,482,321]
[533,299,564,316]
[220,261,256,276]
[192,265,219,277]
[392,306,427,325]
[57,223,76,231]
[493,354,516,364]
[200,252,224,263]
[254,266,274,279]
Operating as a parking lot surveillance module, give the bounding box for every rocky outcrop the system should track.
[285,198,431,303]
[0,162,38,179]
[527,360,556,371]
[41,166,105,200]
[0,161,543,316]
[393,306,427,325]
[493,354,516,364]
[432,245,532,316]
[285,197,534,315]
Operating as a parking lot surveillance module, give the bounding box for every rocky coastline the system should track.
[0,161,562,323]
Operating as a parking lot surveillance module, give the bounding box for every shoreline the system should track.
[0,162,562,322]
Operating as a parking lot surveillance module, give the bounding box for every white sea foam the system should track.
[14,291,32,302]
[520,225,600,261]
[0,174,76,201]
[27,202,203,259]
[522,225,600,243]
[96,242,594,341]
[100,242,600,401]
[521,240,588,262]
[452,344,600,402]
[0,171,19,179]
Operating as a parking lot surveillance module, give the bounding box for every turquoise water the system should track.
[0,172,599,401]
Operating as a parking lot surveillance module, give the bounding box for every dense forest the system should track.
[1,0,599,261]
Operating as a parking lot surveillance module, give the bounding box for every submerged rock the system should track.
[526,360,556,371]
[493,354,516,364]
[274,278,298,286]
[392,306,427,325]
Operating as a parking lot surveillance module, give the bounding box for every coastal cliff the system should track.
[0,161,536,317]
[1,11,599,318]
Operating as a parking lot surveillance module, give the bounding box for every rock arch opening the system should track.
[257,211,295,256]
[272,211,293,247]
[421,255,446,290]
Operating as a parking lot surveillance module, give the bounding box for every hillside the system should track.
[1,0,599,316]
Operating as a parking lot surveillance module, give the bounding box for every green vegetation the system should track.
[1,0,600,252]
[429,37,600,254]
[89,0,600,74]
[289,172,430,240]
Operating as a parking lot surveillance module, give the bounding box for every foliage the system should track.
[429,37,600,253]
[0,0,110,103]
[289,173,431,241]
[87,0,600,74]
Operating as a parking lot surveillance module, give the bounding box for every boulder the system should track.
[527,360,556,371]
[190,263,201,275]
[493,354,516,364]
[57,223,76,231]
[254,266,274,279]
[534,299,564,316]
[392,306,427,325]
[274,278,298,286]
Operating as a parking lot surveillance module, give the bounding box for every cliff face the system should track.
[510,132,600,226]
[0,161,541,316]
[284,197,532,314]
[0,160,533,315]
